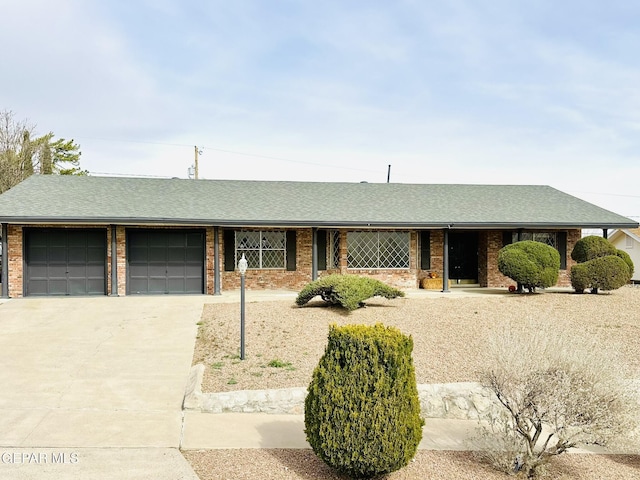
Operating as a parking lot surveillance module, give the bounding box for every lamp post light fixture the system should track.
[238,253,248,360]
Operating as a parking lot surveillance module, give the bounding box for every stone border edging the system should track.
[183,364,501,420]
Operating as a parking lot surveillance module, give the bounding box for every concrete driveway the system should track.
[0,296,205,479]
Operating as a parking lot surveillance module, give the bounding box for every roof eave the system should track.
[1,217,637,230]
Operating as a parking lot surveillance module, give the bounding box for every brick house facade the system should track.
[0,176,635,298]
[3,224,580,298]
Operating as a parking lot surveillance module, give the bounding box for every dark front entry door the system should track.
[448,232,478,282]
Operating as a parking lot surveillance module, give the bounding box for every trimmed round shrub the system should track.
[498,241,560,292]
[615,249,634,277]
[586,255,631,291]
[570,236,633,293]
[571,255,631,293]
[295,274,404,311]
[305,324,423,478]
[570,263,590,294]
[571,236,616,263]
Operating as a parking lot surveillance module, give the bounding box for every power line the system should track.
[78,136,380,175]
[78,136,640,203]
[90,171,173,178]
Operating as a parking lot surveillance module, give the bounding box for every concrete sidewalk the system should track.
[182,413,480,451]
[181,412,613,454]
[0,448,199,480]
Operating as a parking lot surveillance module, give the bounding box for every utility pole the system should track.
[194,146,202,179]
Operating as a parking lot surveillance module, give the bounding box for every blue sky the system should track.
[1,0,639,219]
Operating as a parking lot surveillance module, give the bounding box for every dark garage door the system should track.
[25,228,107,296]
[127,229,205,294]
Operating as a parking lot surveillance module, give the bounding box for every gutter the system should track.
[0,217,637,230]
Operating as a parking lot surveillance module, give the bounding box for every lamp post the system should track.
[238,253,248,360]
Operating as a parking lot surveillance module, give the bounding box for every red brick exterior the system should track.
[7,225,23,298]
[2,224,583,296]
[221,228,315,290]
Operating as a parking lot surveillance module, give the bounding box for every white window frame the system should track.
[346,231,410,270]
[514,231,558,249]
[235,230,286,269]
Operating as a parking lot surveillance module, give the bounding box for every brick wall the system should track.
[7,225,23,298]
[3,224,585,296]
[484,229,582,288]
[221,228,314,290]
[205,227,214,295]
[561,229,581,287]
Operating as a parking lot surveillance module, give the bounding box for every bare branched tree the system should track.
[0,110,36,193]
[0,110,85,194]
[474,321,638,479]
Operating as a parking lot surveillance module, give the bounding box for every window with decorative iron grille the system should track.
[513,232,557,249]
[346,231,410,269]
[235,230,286,269]
[328,230,340,269]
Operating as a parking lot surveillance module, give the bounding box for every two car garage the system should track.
[23,228,205,296]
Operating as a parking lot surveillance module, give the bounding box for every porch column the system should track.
[214,227,221,295]
[442,228,450,293]
[312,228,318,280]
[110,225,118,296]
[603,228,608,239]
[1,223,8,298]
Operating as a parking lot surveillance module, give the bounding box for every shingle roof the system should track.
[0,175,636,229]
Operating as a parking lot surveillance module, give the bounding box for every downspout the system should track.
[312,228,318,281]
[1,223,8,298]
[214,227,221,295]
[442,227,450,293]
[110,225,118,296]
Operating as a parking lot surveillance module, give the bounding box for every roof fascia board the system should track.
[1,217,638,230]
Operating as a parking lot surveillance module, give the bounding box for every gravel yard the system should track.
[186,286,640,479]
[192,287,640,392]
[184,450,640,480]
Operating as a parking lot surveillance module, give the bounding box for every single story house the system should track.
[608,228,640,283]
[0,175,637,298]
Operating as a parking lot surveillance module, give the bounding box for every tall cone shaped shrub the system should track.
[305,324,423,478]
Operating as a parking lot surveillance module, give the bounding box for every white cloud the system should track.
[1,0,638,218]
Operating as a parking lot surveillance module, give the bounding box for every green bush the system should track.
[305,324,423,478]
[571,235,616,263]
[295,274,404,311]
[569,263,590,294]
[584,255,631,292]
[570,236,633,294]
[615,249,635,276]
[497,241,560,293]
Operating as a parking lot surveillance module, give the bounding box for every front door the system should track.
[448,232,478,282]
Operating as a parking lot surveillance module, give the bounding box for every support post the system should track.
[238,253,247,360]
[603,228,608,239]
[442,228,450,293]
[1,223,8,298]
[240,273,245,360]
[109,225,118,296]
[312,228,318,281]
[214,227,221,295]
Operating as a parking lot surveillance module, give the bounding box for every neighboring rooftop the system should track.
[0,175,636,229]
